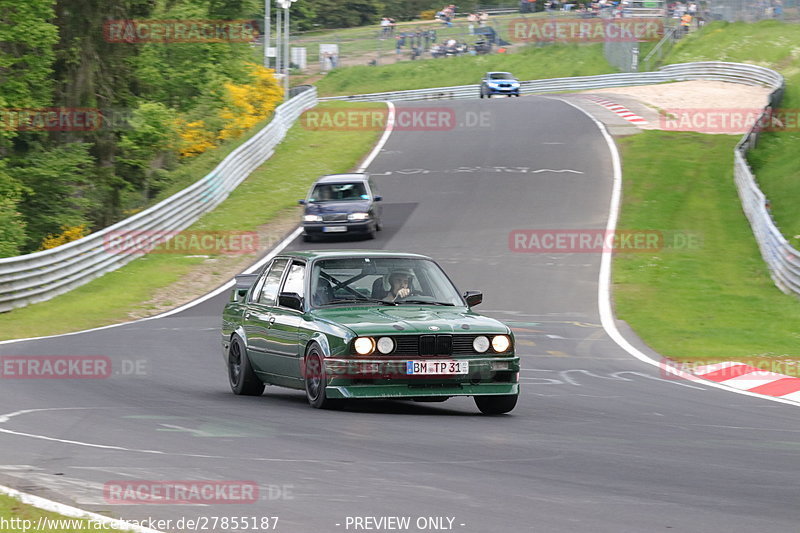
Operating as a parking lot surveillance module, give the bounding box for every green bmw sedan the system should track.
[222,250,519,414]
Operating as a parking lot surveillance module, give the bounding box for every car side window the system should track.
[281,262,305,298]
[257,258,290,306]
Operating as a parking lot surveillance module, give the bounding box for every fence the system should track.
[0,88,318,313]
[323,62,800,297]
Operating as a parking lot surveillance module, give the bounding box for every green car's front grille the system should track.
[372,334,483,356]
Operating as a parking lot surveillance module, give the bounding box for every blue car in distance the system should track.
[299,173,383,242]
[480,72,521,98]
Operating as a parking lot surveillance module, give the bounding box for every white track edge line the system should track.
[0,484,164,533]
[0,102,397,347]
[552,96,800,408]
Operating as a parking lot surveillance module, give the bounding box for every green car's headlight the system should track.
[473,335,490,353]
[491,335,511,353]
[354,337,375,355]
[376,336,394,354]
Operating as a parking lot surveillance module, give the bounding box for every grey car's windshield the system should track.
[309,182,368,202]
[489,72,515,80]
[310,257,463,307]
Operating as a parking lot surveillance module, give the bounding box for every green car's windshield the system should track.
[309,182,368,202]
[310,257,463,307]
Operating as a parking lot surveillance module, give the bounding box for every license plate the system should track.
[406,360,468,375]
[322,226,347,233]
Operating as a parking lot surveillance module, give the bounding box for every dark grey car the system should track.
[299,173,383,241]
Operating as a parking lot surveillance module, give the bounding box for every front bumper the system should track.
[486,85,520,95]
[322,356,520,399]
[303,220,374,235]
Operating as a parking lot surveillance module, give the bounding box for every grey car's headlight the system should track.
[473,336,490,353]
[492,335,511,353]
[347,212,370,221]
[376,337,394,354]
[304,214,322,222]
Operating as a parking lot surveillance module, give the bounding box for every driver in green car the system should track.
[381,269,413,302]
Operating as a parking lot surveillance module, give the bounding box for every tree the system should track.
[310,0,380,28]
[12,142,94,251]
[0,161,28,257]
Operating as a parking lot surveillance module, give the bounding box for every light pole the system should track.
[277,0,297,99]
[263,0,270,68]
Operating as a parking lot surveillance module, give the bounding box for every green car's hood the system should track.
[310,306,509,336]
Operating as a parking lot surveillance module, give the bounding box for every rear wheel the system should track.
[304,345,343,409]
[474,394,517,415]
[228,336,265,396]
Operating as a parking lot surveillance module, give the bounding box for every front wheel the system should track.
[474,394,517,415]
[228,336,265,396]
[304,345,343,409]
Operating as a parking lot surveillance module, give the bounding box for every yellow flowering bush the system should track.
[40,224,89,250]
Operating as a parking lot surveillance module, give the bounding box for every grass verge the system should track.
[0,101,382,341]
[664,20,800,243]
[314,43,615,96]
[0,493,133,533]
[613,130,800,362]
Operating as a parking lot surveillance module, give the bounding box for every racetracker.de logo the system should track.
[508,229,702,253]
[0,356,112,379]
[103,19,258,43]
[508,18,663,43]
[660,108,800,134]
[103,230,259,256]
[103,481,259,504]
[300,107,459,131]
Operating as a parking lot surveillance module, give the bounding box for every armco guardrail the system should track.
[0,88,318,312]
[323,61,799,297]
[321,62,782,102]
[734,80,800,296]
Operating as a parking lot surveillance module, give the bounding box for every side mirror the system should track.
[298,199,306,205]
[278,292,304,311]
[374,195,383,202]
[233,273,259,302]
[464,291,482,307]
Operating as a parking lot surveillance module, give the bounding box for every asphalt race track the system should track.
[2,97,800,533]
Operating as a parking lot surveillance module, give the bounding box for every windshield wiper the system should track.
[329,297,398,306]
[397,299,455,306]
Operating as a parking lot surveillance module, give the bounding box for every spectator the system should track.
[478,11,489,26]
[380,17,391,39]
[467,12,478,34]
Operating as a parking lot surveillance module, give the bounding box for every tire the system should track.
[304,345,343,410]
[302,233,314,243]
[228,336,265,396]
[474,394,517,415]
